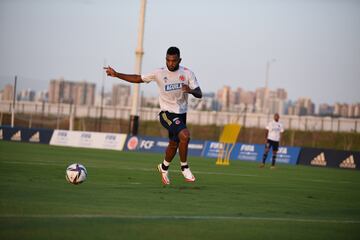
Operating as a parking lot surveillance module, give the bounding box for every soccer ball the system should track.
[65,163,87,185]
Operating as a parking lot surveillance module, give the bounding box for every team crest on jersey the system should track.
[179,75,185,81]
[165,83,182,91]
[163,76,168,83]
[173,118,181,125]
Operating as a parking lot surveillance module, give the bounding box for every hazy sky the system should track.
[0,0,359,105]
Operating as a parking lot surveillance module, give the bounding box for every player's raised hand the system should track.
[104,66,117,77]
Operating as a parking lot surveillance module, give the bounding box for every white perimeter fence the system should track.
[0,100,359,133]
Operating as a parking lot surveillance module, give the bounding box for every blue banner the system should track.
[202,141,228,158]
[230,143,265,162]
[124,135,205,157]
[267,146,301,165]
[0,126,54,144]
[201,141,300,165]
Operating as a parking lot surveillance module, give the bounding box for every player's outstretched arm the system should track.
[182,85,202,99]
[104,66,143,83]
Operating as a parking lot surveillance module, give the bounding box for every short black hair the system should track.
[166,46,180,57]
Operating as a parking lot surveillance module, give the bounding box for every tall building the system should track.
[35,90,49,102]
[217,86,231,111]
[255,87,287,114]
[267,97,285,115]
[255,87,266,112]
[75,82,96,105]
[112,84,131,106]
[334,103,347,117]
[318,103,334,116]
[17,89,36,101]
[333,103,360,118]
[188,92,219,111]
[48,79,96,105]
[353,104,360,117]
[1,84,14,101]
[216,85,286,113]
[240,90,255,105]
[288,97,315,116]
[276,88,287,100]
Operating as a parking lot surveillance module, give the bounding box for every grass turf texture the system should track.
[0,141,359,240]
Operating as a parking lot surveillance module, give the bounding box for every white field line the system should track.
[0,160,356,184]
[0,214,359,224]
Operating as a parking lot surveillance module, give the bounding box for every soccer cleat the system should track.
[157,164,170,185]
[181,167,196,182]
[270,166,276,169]
[259,163,265,168]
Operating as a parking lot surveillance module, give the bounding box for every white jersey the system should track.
[266,120,284,142]
[141,66,200,114]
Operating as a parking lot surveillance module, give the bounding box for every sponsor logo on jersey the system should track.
[165,83,182,91]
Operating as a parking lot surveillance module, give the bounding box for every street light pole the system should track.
[129,0,147,136]
[99,59,106,132]
[263,59,276,113]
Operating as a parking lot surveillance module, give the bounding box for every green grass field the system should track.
[1,141,360,240]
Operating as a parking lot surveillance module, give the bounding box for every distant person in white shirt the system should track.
[104,47,202,185]
[260,113,284,168]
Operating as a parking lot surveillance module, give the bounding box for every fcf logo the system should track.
[127,136,139,150]
[140,140,155,149]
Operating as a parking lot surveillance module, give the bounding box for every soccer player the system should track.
[260,113,284,169]
[104,47,202,185]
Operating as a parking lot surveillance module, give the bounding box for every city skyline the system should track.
[0,0,359,106]
[1,79,359,118]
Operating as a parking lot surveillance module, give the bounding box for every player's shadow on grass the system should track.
[172,186,204,190]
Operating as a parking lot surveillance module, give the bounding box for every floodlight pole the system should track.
[99,59,106,132]
[263,59,276,113]
[11,75,17,127]
[129,0,147,136]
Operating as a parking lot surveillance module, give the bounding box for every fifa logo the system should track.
[240,144,255,152]
[58,131,67,137]
[81,133,91,139]
[105,135,116,141]
[277,147,287,154]
[210,142,224,150]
